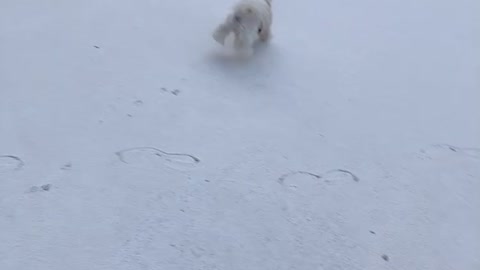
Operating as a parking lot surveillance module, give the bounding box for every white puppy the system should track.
[212,0,272,54]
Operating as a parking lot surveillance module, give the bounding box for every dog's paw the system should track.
[236,46,254,58]
[212,29,227,45]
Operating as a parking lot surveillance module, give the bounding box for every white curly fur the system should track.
[212,0,272,53]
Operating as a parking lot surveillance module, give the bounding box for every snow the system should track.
[1,0,479,269]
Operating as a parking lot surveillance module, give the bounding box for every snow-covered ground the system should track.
[1,0,479,269]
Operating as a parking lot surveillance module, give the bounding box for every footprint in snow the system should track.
[278,169,359,190]
[161,87,181,96]
[0,155,24,173]
[116,147,200,171]
[27,184,52,193]
[420,144,480,160]
[323,169,360,183]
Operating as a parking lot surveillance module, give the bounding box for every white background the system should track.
[1,0,479,269]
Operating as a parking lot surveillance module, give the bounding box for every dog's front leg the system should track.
[233,30,246,50]
[233,30,254,56]
[212,14,235,45]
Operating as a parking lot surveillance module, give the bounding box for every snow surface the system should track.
[1,0,479,269]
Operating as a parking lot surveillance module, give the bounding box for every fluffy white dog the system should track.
[212,0,272,54]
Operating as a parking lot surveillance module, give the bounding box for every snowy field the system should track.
[1,0,479,269]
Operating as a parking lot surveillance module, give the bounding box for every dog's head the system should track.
[232,3,259,26]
